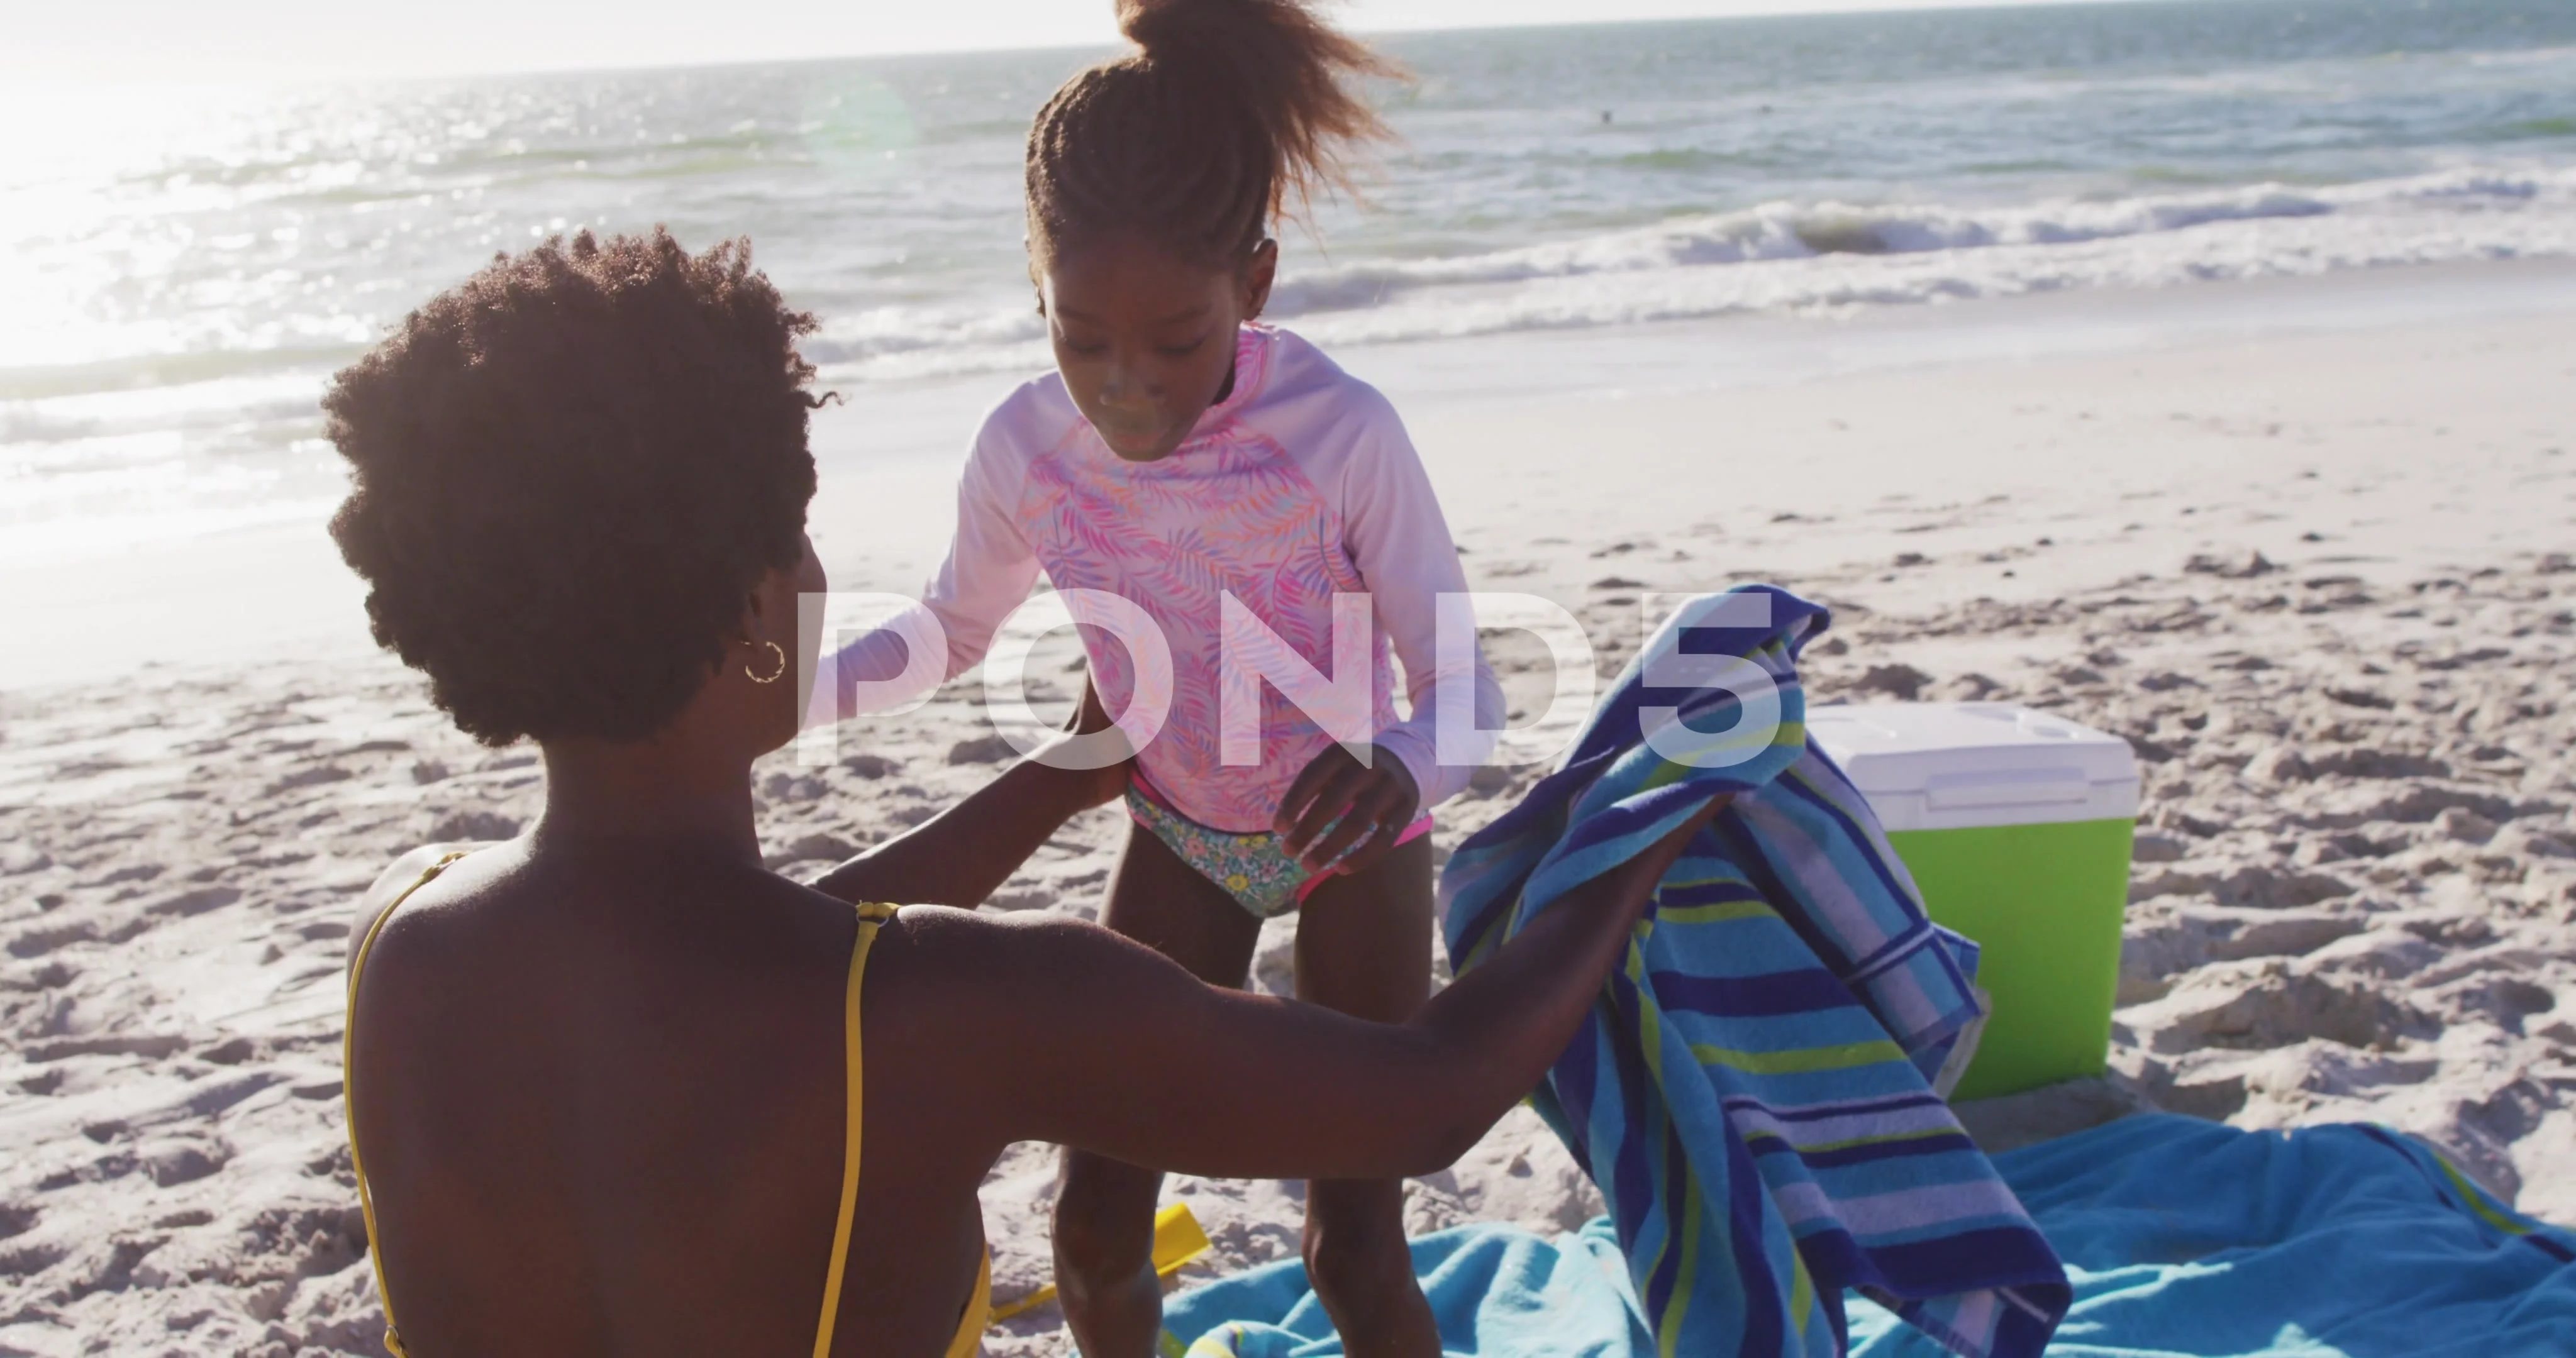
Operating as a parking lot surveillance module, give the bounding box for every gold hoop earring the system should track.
[745,641,787,685]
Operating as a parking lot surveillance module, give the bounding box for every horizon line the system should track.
[4,0,2185,91]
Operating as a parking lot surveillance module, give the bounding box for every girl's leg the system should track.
[1291,834,1440,1358]
[1054,822,1262,1358]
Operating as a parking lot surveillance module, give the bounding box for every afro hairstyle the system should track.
[325,229,823,745]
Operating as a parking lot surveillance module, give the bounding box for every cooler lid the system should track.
[1806,702,2137,828]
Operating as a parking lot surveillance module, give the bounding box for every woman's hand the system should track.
[1041,678,1132,812]
[950,794,1732,1183]
[811,682,1129,907]
[1274,743,1420,875]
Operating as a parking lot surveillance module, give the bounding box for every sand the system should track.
[3,275,2572,1355]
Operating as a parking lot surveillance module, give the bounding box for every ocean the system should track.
[4,0,2573,563]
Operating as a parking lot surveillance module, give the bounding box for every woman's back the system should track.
[346,842,992,1357]
[319,226,1713,1358]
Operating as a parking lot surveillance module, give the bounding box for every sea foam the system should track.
[806,165,2576,381]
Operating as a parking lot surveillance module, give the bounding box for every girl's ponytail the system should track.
[1027,0,1401,272]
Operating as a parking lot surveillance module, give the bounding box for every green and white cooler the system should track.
[1807,702,2139,1102]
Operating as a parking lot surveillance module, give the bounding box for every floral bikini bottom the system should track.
[1124,778,1434,919]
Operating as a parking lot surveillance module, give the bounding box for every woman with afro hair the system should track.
[325,229,1710,1357]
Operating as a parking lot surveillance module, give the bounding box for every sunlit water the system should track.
[3,0,2572,560]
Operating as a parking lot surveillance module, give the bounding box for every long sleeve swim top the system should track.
[822,324,1504,833]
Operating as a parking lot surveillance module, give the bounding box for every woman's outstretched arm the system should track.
[811,687,1126,907]
[809,756,1115,907]
[911,798,1721,1181]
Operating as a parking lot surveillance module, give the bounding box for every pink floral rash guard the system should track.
[823,324,1504,834]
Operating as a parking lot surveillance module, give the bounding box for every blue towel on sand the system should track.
[1162,1219,1650,1358]
[1160,1117,2575,1358]
[1853,1114,2576,1357]
[1440,587,2068,1357]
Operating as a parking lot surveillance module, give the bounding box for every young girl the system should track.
[825,1,1499,1352]
[325,229,1710,1358]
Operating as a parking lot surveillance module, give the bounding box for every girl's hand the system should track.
[1274,743,1419,875]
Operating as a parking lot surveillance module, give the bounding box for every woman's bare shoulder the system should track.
[344,841,500,975]
[860,905,1118,1037]
[861,903,1223,1068]
[869,904,1121,983]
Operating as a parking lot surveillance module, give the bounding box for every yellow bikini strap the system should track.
[812,902,898,1358]
[343,851,471,1358]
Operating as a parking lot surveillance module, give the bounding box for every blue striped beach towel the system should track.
[1156,1117,2573,1358]
[1441,587,2070,1358]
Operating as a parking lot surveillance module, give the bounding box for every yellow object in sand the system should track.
[989,1202,1212,1323]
